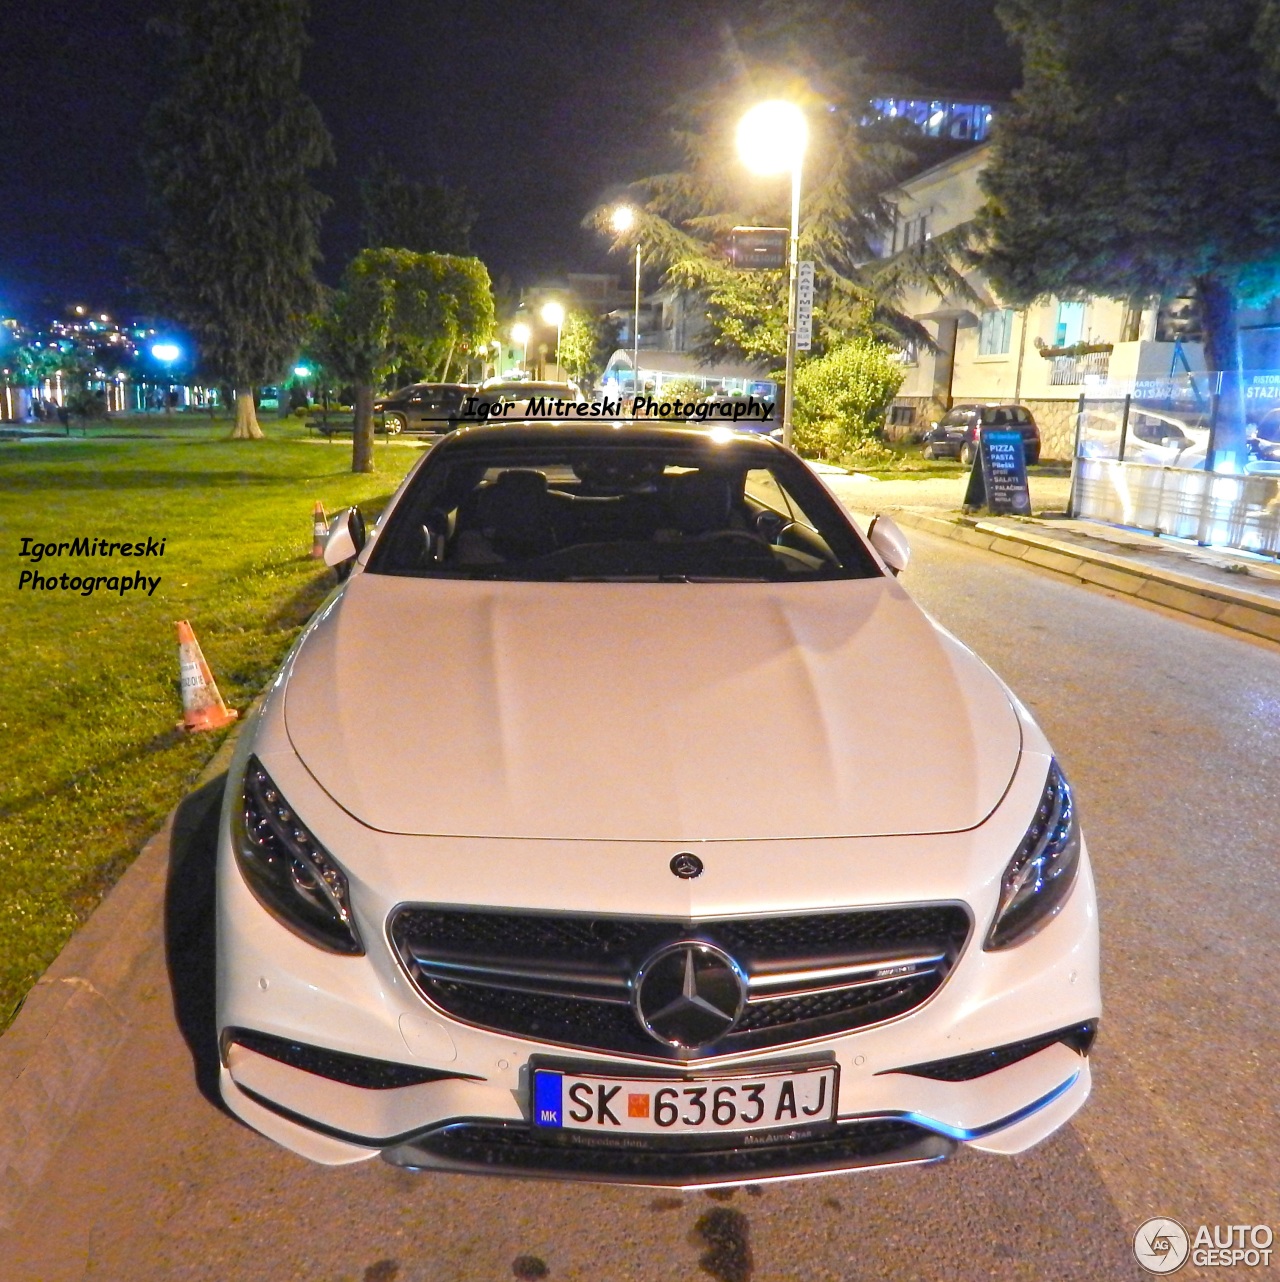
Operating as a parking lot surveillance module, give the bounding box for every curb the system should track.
[0,727,243,1231]
[889,510,1280,645]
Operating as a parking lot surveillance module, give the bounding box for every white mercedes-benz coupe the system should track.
[216,423,1100,1186]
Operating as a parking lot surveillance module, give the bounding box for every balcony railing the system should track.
[1050,351,1111,385]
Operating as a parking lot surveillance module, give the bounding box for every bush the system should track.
[651,377,704,406]
[792,340,904,461]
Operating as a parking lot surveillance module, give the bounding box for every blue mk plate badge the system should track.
[533,1071,563,1127]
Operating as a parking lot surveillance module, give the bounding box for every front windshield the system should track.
[367,439,881,582]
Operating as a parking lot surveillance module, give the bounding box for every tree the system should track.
[792,338,904,460]
[979,0,1280,468]
[587,3,977,366]
[359,159,476,256]
[137,0,331,440]
[310,248,494,472]
[558,308,617,386]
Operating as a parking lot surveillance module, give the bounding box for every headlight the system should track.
[231,755,363,955]
[985,760,1081,950]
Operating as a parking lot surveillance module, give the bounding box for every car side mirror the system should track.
[324,505,367,573]
[867,514,910,576]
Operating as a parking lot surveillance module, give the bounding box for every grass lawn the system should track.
[0,417,422,1027]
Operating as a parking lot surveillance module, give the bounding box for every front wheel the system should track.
[922,442,936,460]
[384,412,405,435]
[960,442,977,466]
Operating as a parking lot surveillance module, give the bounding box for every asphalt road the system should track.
[3,528,1277,1282]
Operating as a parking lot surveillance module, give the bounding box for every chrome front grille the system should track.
[389,904,970,1060]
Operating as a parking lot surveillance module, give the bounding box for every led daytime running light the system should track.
[234,756,363,954]
[985,761,1081,950]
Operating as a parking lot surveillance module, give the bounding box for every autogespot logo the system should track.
[1134,1218,1275,1273]
[1134,1219,1191,1274]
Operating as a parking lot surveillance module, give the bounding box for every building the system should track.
[600,348,777,401]
[883,144,1216,459]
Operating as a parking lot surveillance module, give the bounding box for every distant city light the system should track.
[152,342,181,363]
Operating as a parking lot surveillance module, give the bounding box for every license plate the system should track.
[532,1064,837,1136]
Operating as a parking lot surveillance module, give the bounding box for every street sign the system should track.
[796,261,814,351]
[962,429,1032,515]
[725,227,788,270]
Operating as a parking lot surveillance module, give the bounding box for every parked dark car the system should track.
[922,404,1042,466]
[374,383,477,435]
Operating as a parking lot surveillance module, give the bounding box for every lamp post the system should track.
[511,322,531,374]
[151,342,181,414]
[541,301,565,380]
[737,100,807,449]
[612,205,642,399]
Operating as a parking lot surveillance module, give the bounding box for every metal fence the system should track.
[1069,374,1280,555]
[1072,458,1280,556]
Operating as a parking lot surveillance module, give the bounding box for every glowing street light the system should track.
[737,100,808,449]
[612,205,643,400]
[512,321,531,372]
[293,364,312,379]
[541,301,565,378]
[151,342,181,364]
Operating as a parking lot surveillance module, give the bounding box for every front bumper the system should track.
[215,689,1101,1185]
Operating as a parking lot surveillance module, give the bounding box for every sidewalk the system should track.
[820,468,1280,645]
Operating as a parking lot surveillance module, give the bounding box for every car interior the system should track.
[370,448,879,581]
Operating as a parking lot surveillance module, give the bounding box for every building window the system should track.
[890,405,916,426]
[979,308,1014,356]
[895,213,929,253]
[1055,300,1086,348]
[897,340,919,365]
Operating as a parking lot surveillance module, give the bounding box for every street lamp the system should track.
[541,301,565,380]
[737,100,807,449]
[512,322,531,373]
[612,205,643,400]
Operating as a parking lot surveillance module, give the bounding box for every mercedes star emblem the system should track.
[633,941,747,1049]
[669,852,704,879]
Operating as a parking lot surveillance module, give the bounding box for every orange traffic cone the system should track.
[176,620,238,733]
[310,500,328,558]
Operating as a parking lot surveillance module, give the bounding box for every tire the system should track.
[960,442,976,466]
[384,412,405,435]
[922,442,936,460]
[1026,448,1041,466]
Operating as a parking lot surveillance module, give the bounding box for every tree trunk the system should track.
[1196,275,1247,472]
[230,389,264,439]
[438,340,456,383]
[351,383,375,473]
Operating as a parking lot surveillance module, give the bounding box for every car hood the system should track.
[284,575,1021,841]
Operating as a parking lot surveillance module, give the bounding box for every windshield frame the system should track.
[364,427,883,583]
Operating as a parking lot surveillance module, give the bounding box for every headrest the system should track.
[475,469,550,533]
[668,472,733,535]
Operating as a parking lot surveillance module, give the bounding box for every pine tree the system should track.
[138,0,332,439]
[587,2,978,366]
[980,0,1280,468]
[359,159,476,256]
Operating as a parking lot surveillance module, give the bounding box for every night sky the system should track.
[0,0,1015,319]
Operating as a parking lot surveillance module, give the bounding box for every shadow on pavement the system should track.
[165,772,228,1110]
